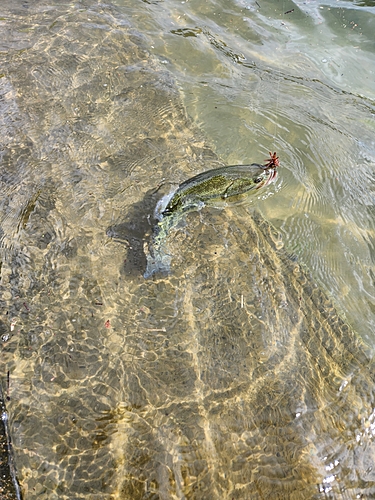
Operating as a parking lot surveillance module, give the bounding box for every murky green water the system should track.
[0,0,375,499]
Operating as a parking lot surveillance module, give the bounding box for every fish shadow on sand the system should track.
[106,185,173,277]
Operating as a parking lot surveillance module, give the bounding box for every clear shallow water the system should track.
[0,0,375,499]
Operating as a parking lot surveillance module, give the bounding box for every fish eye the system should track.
[255,177,262,183]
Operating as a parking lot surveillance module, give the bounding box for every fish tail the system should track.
[143,218,173,278]
[144,246,172,278]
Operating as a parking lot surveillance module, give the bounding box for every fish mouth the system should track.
[264,168,278,186]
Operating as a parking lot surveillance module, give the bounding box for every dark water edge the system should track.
[0,385,21,499]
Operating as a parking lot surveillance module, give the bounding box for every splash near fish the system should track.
[144,152,280,277]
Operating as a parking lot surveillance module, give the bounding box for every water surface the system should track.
[0,0,375,499]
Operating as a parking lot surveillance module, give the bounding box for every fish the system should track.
[144,157,279,278]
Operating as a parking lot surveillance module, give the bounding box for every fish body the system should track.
[162,163,277,216]
[144,162,277,277]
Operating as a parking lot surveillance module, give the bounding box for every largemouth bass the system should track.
[145,154,279,277]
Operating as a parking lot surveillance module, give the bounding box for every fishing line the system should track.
[273,70,280,143]
[273,0,284,145]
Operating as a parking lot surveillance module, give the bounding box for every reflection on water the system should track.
[0,0,375,499]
